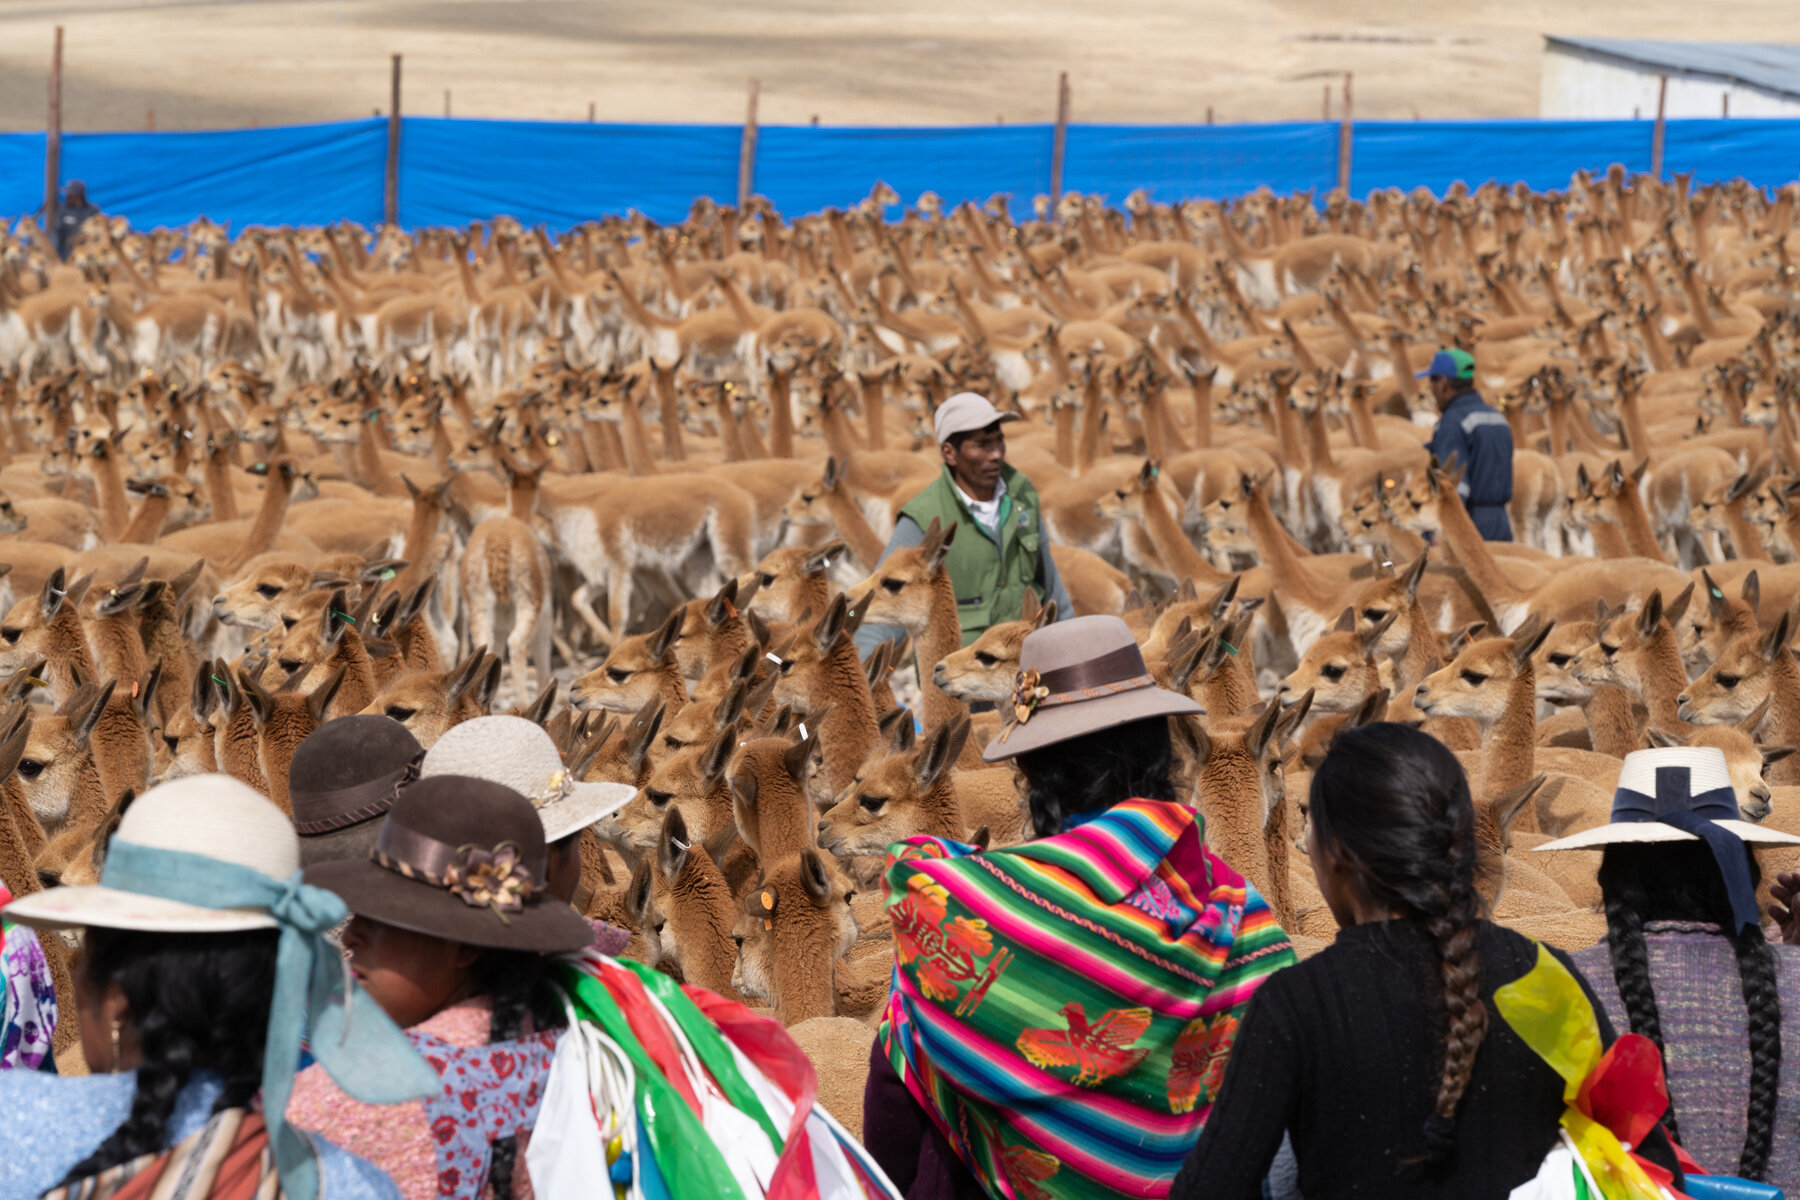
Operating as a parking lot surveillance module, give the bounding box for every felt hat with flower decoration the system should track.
[305,774,593,953]
[982,614,1203,761]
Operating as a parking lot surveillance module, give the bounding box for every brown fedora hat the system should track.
[982,615,1202,761]
[290,715,423,868]
[305,774,592,954]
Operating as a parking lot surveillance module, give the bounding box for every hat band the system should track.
[371,820,545,924]
[1001,643,1157,742]
[1035,642,1153,701]
[291,758,420,837]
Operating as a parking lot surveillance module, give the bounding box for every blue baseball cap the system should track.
[1416,348,1476,381]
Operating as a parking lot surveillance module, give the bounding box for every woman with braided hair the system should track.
[0,775,439,1200]
[1174,723,1682,1198]
[289,775,594,1200]
[1552,745,1800,1192]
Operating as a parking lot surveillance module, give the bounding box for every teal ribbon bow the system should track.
[101,841,441,1200]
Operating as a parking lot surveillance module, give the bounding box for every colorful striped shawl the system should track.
[879,798,1293,1200]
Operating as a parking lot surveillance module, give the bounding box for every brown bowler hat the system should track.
[289,715,423,868]
[982,615,1203,761]
[305,775,592,954]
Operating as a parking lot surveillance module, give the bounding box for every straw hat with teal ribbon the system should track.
[4,774,441,1200]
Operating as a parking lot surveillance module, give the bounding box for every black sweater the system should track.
[1173,918,1681,1200]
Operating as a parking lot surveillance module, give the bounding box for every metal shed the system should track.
[1542,37,1800,118]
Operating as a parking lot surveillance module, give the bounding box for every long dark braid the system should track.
[1729,922,1780,1179]
[1308,723,1490,1167]
[1601,886,1675,1140]
[472,950,567,1199]
[61,928,276,1181]
[1598,841,1780,1179]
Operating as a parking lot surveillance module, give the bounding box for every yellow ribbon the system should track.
[1493,945,1677,1200]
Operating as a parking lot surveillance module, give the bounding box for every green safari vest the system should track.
[898,463,1045,646]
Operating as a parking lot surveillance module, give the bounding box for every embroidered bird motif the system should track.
[1167,1010,1239,1114]
[1000,1144,1061,1200]
[1016,1003,1154,1087]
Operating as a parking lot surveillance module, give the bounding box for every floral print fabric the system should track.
[1,881,56,1070]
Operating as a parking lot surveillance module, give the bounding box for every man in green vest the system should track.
[853,392,1071,658]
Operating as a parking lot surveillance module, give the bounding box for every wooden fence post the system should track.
[737,78,760,208]
[1336,72,1354,195]
[44,26,63,235]
[385,54,402,226]
[1050,71,1071,206]
[1651,74,1668,180]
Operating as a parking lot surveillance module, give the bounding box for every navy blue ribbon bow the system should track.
[1611,765,1761,934]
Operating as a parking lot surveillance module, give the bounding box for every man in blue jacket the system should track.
[1419,348,1513,541]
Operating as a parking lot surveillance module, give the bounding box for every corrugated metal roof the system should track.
[1544,37,1800,101]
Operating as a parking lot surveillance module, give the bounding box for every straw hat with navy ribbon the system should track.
[983,614,1203,760]
[1536,746,1800,932]
[3,774,440,1200]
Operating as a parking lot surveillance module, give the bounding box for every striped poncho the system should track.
[878,798,1294,1200]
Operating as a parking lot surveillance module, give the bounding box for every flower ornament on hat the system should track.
[1536,745,1800,932]
[2,775,440,1200]
[984,615,1202,760]
[421,715,632,843]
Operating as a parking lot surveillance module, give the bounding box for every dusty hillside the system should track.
[0,0,1793,131]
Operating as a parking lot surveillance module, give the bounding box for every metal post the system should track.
[737,78,759,207]
[587,101,595,122]
[1050,71,1071,205]
[1205,105,1214,125]
[1651,74,1668,180]
[1722,92,1730,118]
[385,54,402,227]
[1336,72,1354,195]
[44,26,63,235]
[1322,84,1331,121]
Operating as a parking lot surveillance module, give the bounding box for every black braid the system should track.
[472,950,567,1199]
[1601,891,1676,1140]
[1728,922,1780,1180]
[60,928,277,1182]
[1307,723,1489,1169]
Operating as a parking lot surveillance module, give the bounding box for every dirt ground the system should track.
[0,0,1794,132]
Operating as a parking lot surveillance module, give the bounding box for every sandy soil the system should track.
[0,0,1794,132]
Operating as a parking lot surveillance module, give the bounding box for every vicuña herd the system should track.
[4,168,1800,1117]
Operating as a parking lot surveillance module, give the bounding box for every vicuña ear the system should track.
[799,848,833,905]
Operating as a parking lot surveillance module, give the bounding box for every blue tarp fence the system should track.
[2,116,1797,231]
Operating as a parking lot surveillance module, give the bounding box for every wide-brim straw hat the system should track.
[306,774,593,954]
[6,775,294,933]
[290,715,424,868]
[421,715,633,843]
[1536,746,1800,852]
[983,614,1202,761]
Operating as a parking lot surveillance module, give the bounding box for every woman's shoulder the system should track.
[0,1071,135,1200]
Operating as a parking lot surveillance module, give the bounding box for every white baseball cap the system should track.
[934,392,1020,446]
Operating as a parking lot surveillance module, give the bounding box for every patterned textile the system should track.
[1572,921,1800,1194]
[413,1027,557,1200]
[879,798,1294,1200]
[0,881,55,1070]
[286,998,556,1200]
[42,1108,279,1200]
